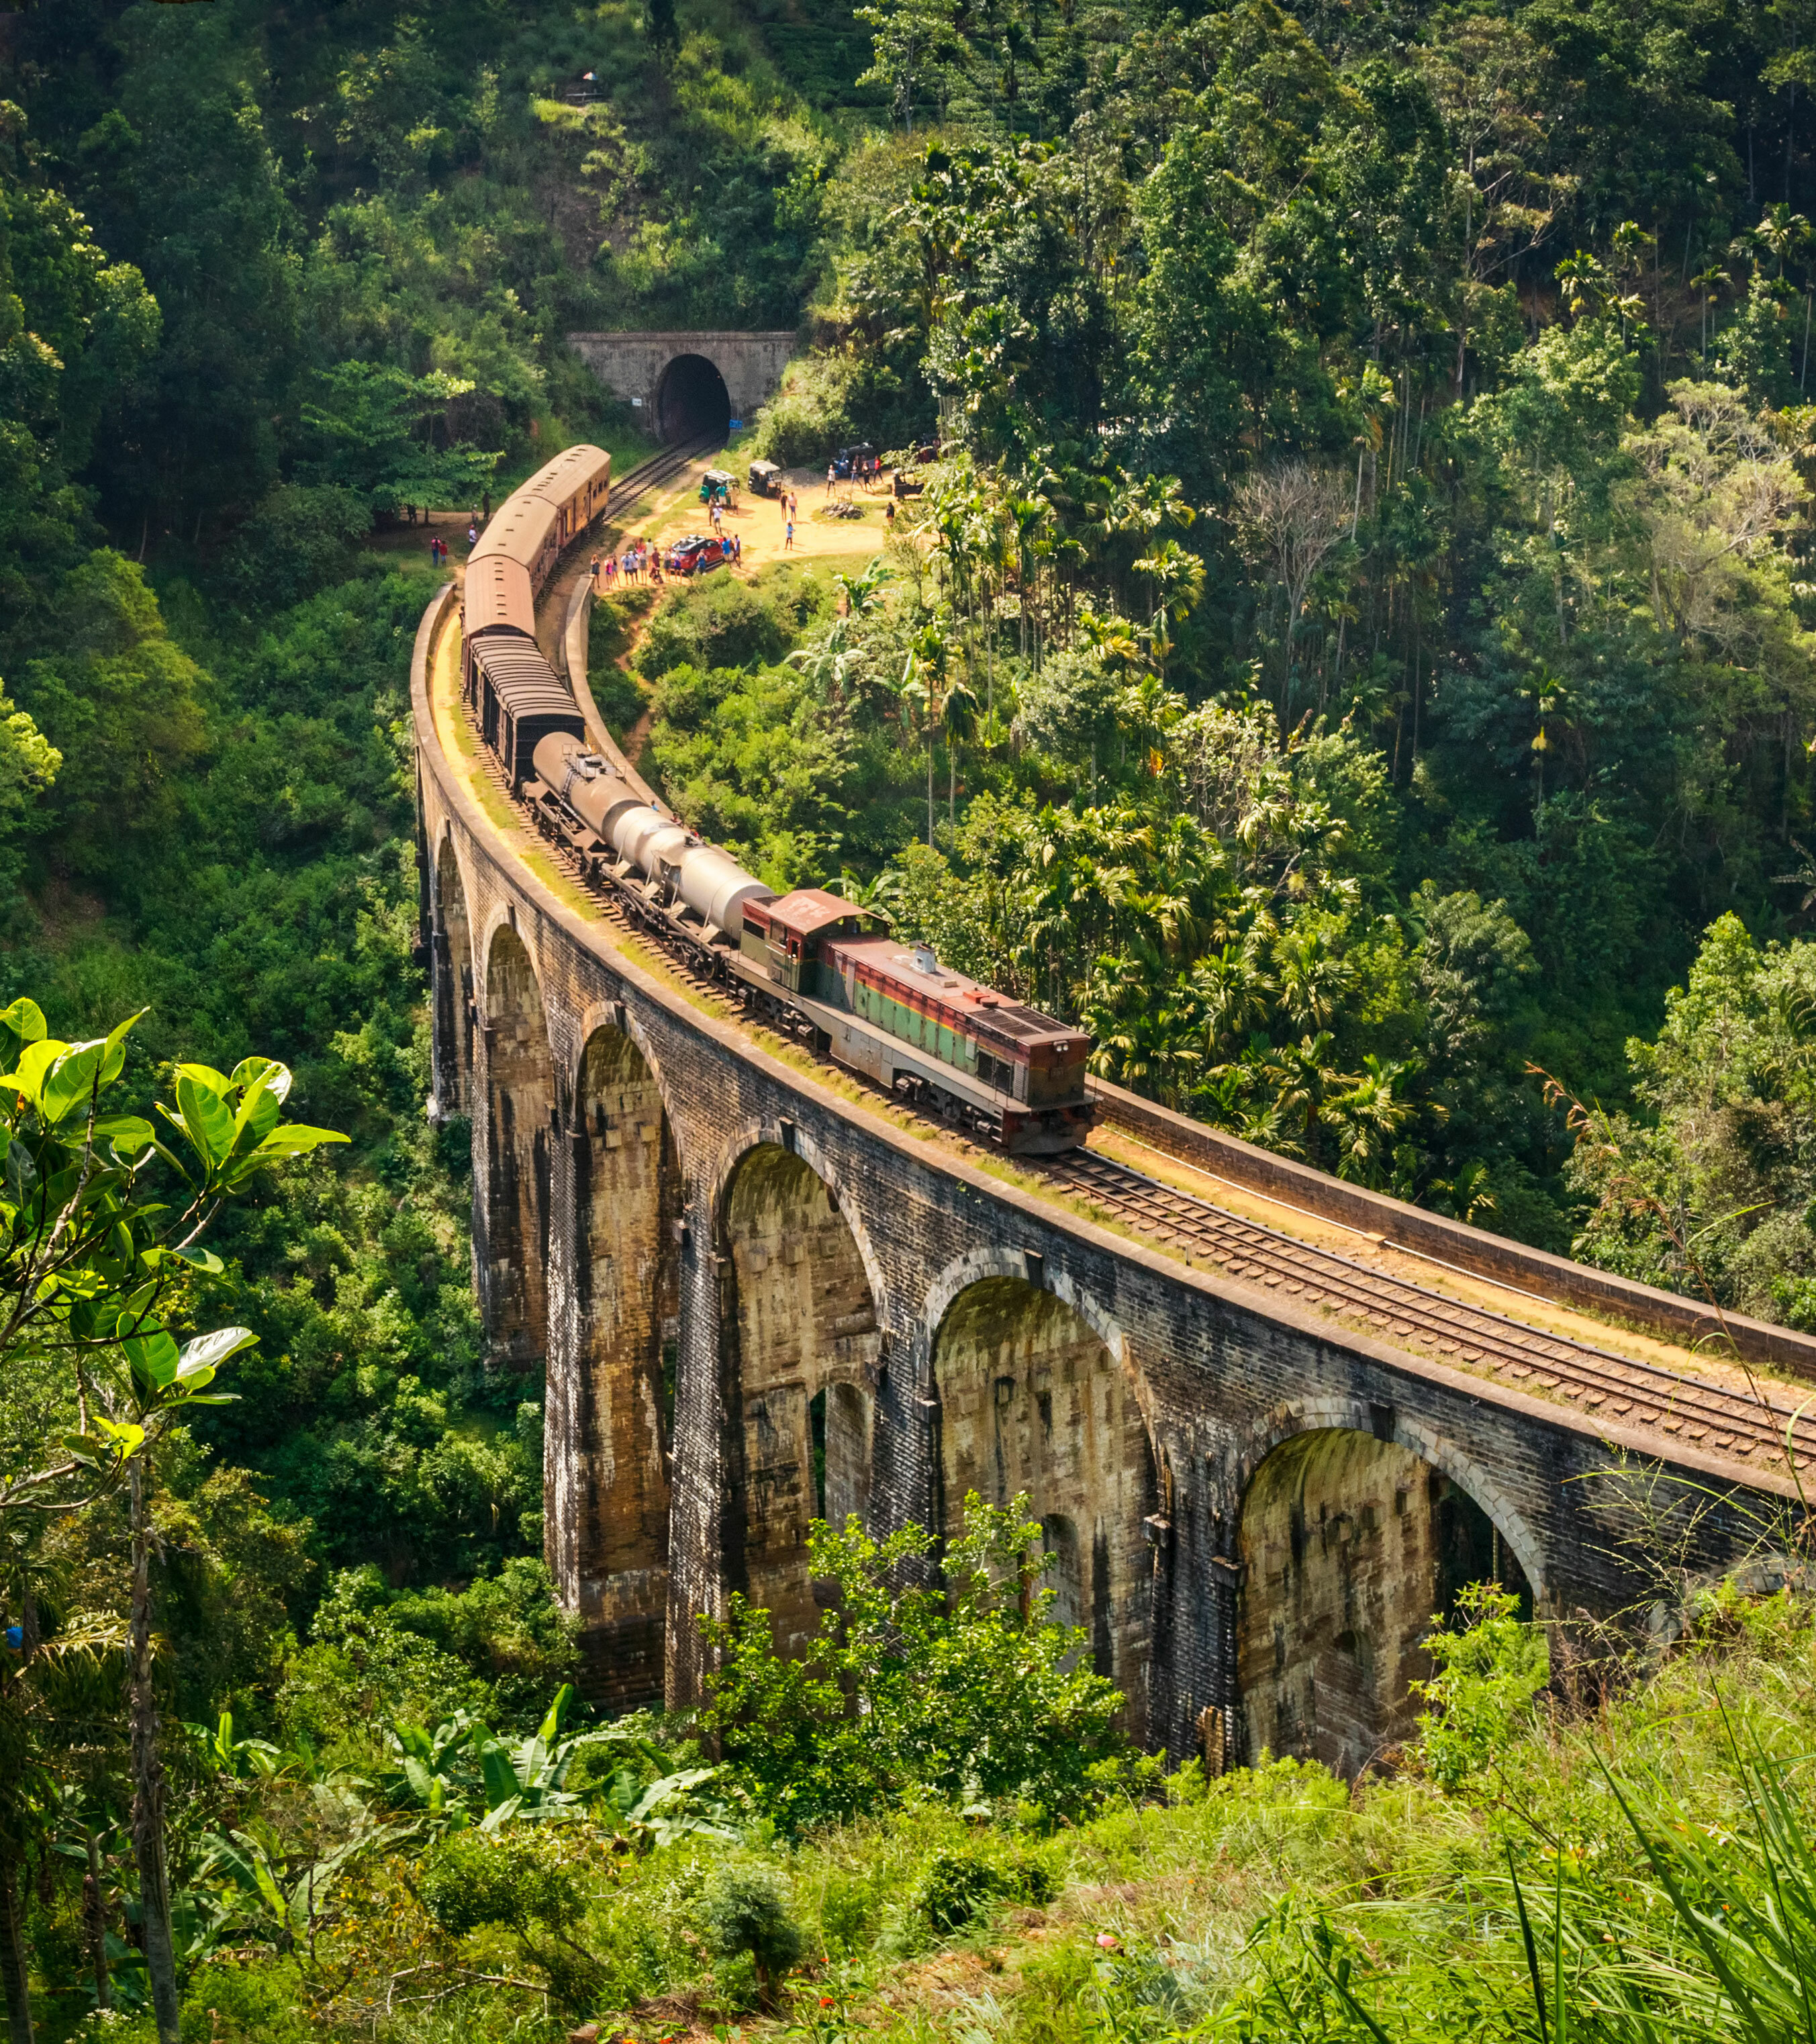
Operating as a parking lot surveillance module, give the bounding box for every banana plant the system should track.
[374,1710,483,1818]
[200,1820,401,1959]
[184,1710,291,1782]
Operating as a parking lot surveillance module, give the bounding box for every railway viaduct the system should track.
[413,576,1816,1780]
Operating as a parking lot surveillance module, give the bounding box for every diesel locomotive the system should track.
[457,445,1095,1156]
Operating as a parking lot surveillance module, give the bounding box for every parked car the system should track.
[666,533,728,576]
[832,441,877,480]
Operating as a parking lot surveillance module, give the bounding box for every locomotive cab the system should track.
[740,889,882,994]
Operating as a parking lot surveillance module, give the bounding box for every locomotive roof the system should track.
[822,930,1087,1050]
[469,635,581,721]
[757,888,875,938]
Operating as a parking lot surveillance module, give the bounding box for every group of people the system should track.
[592,542,663,589]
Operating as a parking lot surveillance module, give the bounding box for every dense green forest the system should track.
[4,0,1816,2037]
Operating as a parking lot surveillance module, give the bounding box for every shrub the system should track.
[698,1859,804,2009]
[702,1496,1132,1832]
[914,1841,1059,1935]
[746,350,863,467]
[1413,1583,1549,1793]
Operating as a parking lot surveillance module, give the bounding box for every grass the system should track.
[137,1579,1816,2044]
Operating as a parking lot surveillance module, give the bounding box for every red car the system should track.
[666,533,728,576]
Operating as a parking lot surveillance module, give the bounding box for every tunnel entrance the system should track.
[1235,1430,1533,1779]
[657,353,732,443]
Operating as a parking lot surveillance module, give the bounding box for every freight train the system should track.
[457,444,1096,1156]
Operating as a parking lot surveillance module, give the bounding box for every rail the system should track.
[1038,1148,1816,1475]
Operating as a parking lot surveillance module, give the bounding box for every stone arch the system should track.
[432,831,474,1117]
[1234,1420,1537,1781]
[930,1276,1157,1720]
[551,1018,685,1704]
[704,1119,892,1328]
[720,1141,882,1656]
[1225,1396,1547,1599]
[481,922,555,1368]
[657,353,732,442]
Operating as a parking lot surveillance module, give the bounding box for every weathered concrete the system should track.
[413,584,1802,1773]
[933,1277,1156,1722]
[1237,1429,1524,1775]
[568,331,798,436]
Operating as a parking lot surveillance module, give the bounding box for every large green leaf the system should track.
[477,1736,522,1811]
[175,1326,256,1385]
[42,1039,109,1125]
[249,1123,349,1162]
[123,1328,181,1391]
[230,1076,283,1156]
[4,1037,71,1108]
[92,1114,155,1155]
[230,1056,293,1105]
[0,998,46,1054]
[175,1073,236,1168]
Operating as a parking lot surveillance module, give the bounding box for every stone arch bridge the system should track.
[413,582,1814,1777]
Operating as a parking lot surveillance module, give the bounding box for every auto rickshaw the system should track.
[699,468,736,507]
[748,459,783,497]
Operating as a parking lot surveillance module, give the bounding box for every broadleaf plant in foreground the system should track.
[0,996,344,2044]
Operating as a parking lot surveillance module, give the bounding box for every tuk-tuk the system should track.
[748,459,783,497]
[698,468,736,506]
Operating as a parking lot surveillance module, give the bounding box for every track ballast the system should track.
[1036,1148,1815,1475]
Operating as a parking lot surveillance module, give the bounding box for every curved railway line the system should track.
[601,432,724,523]
[1037,1148,1816,1475]
[452,462,1816,1494]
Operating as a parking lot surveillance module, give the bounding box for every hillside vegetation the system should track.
[1,0,1816,2039]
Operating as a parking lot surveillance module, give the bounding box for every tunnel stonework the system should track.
[567,331,798,437]
[413,590,1795,1767]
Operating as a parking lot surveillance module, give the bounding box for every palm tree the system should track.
[940,676,980,827]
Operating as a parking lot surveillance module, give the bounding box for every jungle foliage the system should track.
[4,0,1816,2038]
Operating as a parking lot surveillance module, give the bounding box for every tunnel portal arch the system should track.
[930,1276,1157,1723]
[481,923,554,1369]
[721,1142,881,1657]
[1235,1426,1534,1779]
[657,353,732,443]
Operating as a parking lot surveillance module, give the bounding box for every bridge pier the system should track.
[478,922,555,1370]
[546,1019,681,1706]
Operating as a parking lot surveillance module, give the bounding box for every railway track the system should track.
[474,522,1815,1487]
[602,434,724,524]
[1037,1148,1816,1476]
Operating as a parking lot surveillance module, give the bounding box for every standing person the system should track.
[589,553,601,592]
[825,462,835,500]
[482,488,491,522]
[784,514,794,551]
[467,520,478,548]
